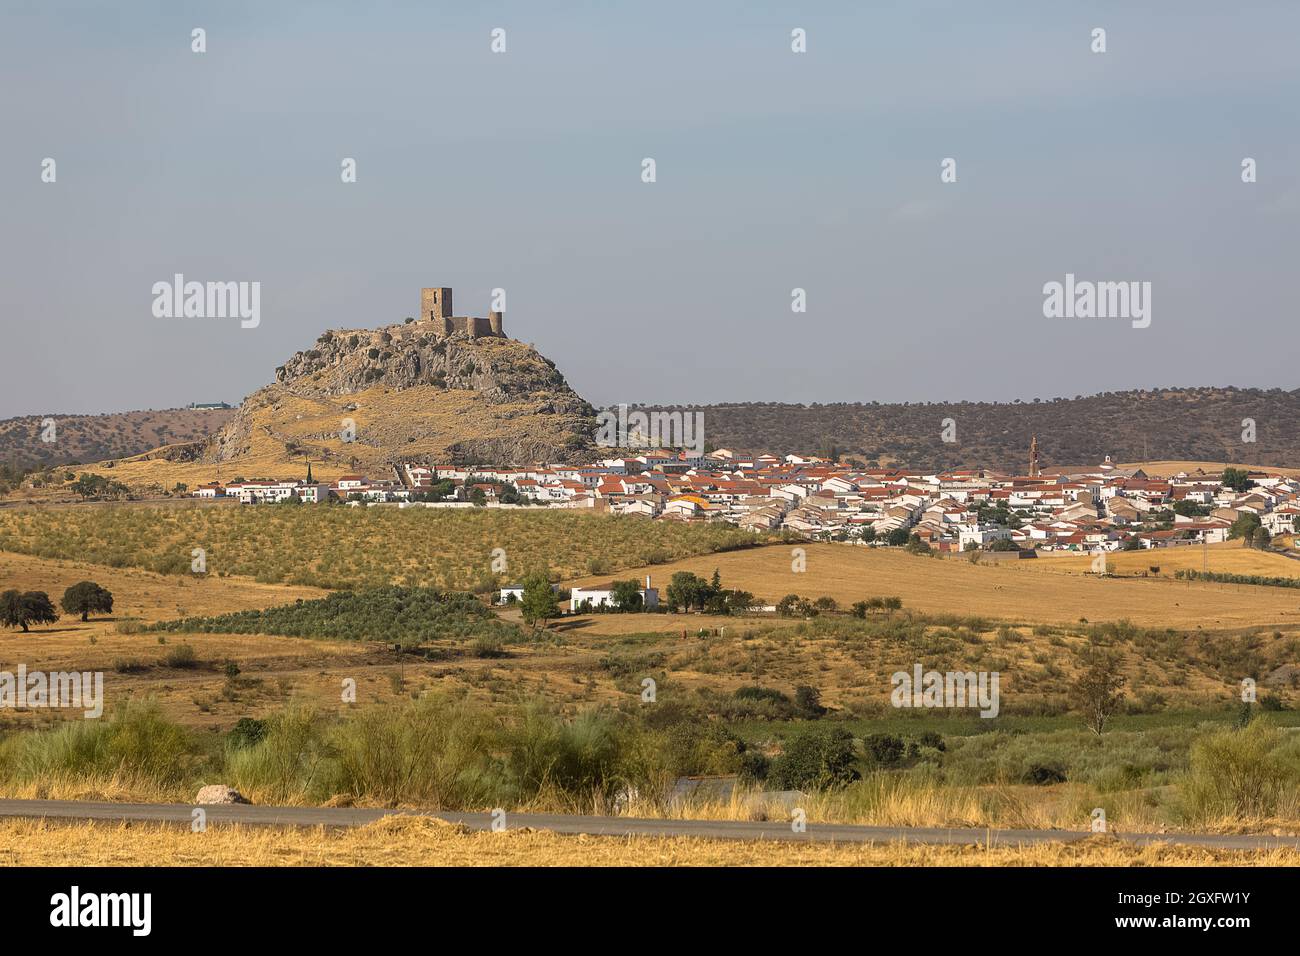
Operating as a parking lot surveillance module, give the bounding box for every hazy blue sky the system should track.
[3,1,1298,416]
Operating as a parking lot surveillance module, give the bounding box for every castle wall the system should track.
[419,287,505,337]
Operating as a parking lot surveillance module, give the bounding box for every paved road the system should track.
[1,799,1298,850]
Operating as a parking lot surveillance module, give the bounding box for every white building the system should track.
[570,576,659,611]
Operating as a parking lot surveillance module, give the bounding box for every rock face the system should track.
[204,319,598,471]
[195,785,250,805]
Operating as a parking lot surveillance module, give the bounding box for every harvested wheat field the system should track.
[0,817,1296,867]
[571,543,1300,628]
[0,552,325,622]
[1026,541,1300,579]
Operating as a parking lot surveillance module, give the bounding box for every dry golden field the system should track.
[0,817,1294,867]
[570,542,1300,628]
[1025,541,1300,579]
[3,537,1298,735]
[1117,460,1300,477]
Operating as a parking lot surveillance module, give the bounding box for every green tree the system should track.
[1221,467,1253,493]
[61,580,114,621]
[724,589,756,614]
[0,590,59,632]
[520,572,559,632]
[610,579,644,612]
[1228,512,1263,546]
[776,594,814,618]
[70,473,129,500]
[666,571,713,612]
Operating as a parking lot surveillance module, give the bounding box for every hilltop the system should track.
[30,312,599,492]
[204,319,596,473]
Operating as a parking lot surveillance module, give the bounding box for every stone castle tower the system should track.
[420,287,504,338]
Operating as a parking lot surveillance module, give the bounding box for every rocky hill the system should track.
[202,321,597,473]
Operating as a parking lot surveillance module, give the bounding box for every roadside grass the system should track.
[3,817,1298,867]
[4,697,1300,836]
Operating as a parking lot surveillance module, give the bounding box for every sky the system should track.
[2,0,1298,417]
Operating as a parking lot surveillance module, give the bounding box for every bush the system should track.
[227,717,267,750]
[1023,761,1068,785]
[864,733,905,768]
[329,696,506,808]
[505,707,633,806]
[794,685,827,719]
[768,727,860,790]
[472,637,507,659]
[163,644,199,669]
[1182,720,1294,823]
[7,703,201,788]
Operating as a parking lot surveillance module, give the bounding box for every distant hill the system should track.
[662,387,1300,472]
[0,408,236,470]
[10,379,1300,490]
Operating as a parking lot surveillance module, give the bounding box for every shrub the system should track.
[7,703,201,788]
[1182,720,1293,823]
[329,696,506,808]
[864,733,905,768]
[768,727,860,790]
[794,685,827,719]
[505,707,633,807]
[472,637,507,659]
[227,717,267,750]
[1023,761,1068,785]
[163,644,199,669]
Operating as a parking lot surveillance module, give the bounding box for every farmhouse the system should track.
[570,577,660,611]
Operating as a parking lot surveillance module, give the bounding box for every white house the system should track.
[570,576,659,611]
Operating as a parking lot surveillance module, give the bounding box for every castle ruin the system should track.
[420,287,505,338]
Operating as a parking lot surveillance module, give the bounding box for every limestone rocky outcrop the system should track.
[204,319,598,470]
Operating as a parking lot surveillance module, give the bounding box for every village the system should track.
[189,439,1300,556]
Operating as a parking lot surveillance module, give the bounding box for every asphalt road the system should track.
[1,799,1298,850]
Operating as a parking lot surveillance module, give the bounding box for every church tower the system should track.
[1029,436,1040,478]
